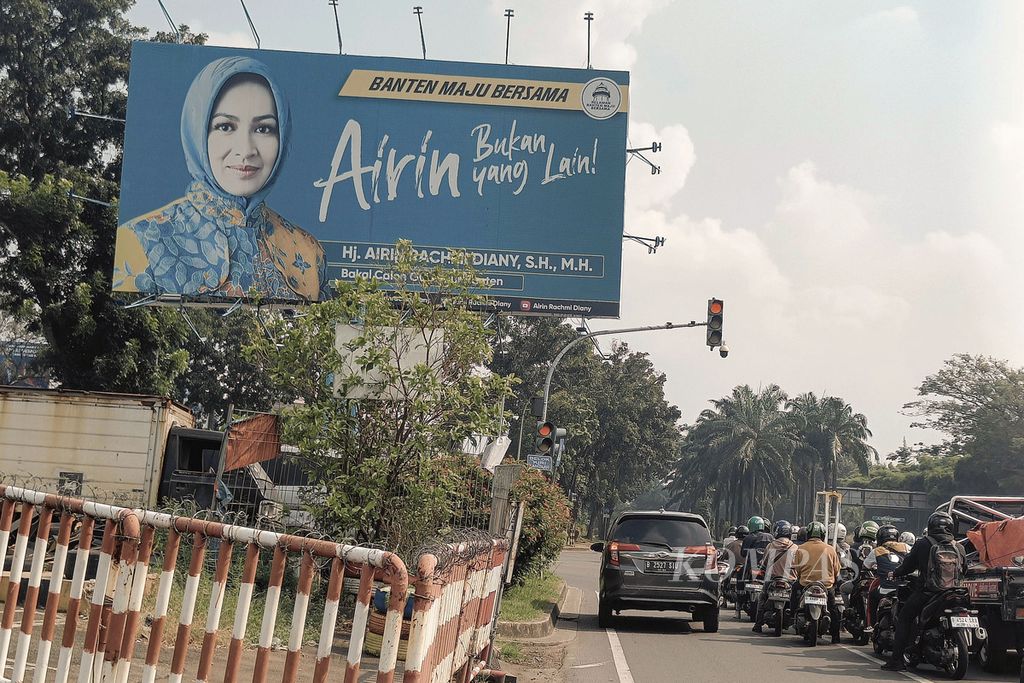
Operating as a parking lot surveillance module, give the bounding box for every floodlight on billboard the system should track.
[112,43,629,317]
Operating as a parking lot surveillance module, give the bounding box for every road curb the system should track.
[497,580,570,639]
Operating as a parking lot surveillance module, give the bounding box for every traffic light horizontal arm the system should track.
[541,320,706,423]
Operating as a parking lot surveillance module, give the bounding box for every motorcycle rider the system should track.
[740,516,775,581]
[898,531,916,546]
[851,521,879,570]
[723,526,738,545]
[725,525,748,568]
[863,525,909,632]
[791,521,842,644]
[753,520,798,633]
[881,512,968,672]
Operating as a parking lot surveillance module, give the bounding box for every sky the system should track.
[125,1,1024,457]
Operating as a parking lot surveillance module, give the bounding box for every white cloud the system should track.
[858,6,920,28]
[203,30,254,49]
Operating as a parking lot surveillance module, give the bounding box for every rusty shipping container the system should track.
[0,387,194,507]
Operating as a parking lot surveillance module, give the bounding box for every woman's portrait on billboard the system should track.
[113,56,328,301]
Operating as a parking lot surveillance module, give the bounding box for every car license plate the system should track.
[645,560,676,573]
[804,596,827,605]
[950,616,979,628]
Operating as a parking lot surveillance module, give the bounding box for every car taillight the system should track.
[609,541,640,566]
[704,546,718,573]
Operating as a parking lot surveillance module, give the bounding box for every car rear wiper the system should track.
[634,540,675,551]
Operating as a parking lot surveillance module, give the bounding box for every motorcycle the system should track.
[841,566,873,645]
[871,580,899,656]
[744,567,764,620]
[903,587,977,680]
[794,581,840,647]
[759,577,793,637]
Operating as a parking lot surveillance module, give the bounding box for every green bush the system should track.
[510,467,570,584]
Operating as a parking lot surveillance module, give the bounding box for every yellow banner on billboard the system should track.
[338,69,629,117]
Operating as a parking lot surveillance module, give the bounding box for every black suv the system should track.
[591,510,721,631]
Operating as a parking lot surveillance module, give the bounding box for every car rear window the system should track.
[612,517,712,548]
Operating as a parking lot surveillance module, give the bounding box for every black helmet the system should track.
[876,524,899,544]
[796,526,808,543]
[927,511,954,537]
[736,525,750,539]
[727,526,737,536]
[773,520,793,539]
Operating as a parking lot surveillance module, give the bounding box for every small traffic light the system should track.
[536,421,555,453]
[536,421,568,455]
[706,298,724,348]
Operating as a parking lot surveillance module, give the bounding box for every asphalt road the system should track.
[557,550,1021,683]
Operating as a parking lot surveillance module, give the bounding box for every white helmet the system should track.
[836,523,847,541]
[899,531,916,545]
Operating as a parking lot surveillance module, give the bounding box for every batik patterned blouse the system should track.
[114,180,328,301]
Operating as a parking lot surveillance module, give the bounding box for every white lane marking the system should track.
[593,590,635,683]
[606,629,636,683]
[571,662,609,669]
[839,644,934,683]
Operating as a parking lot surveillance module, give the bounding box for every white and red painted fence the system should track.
[0,485,508,683]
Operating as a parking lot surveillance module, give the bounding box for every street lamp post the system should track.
[540,320,707,423]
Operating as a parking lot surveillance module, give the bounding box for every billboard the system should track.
[112,42,629,317]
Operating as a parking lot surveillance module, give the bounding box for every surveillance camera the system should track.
[575,326,587,334]
[719,344,730,358]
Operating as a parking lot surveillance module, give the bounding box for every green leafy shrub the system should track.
[510,467,570,584]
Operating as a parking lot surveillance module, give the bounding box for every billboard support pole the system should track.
[156,0,182,44]
[239,0,261,49]
[584,12,594,69]
[328,0,344,54]
[541,319,706,423]
[504,9,514,65]
[413,7,427,59]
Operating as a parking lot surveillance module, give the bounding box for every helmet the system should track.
[747,516,765,532]
[736,525,750,539]
[927,511,954,537]
[859,521,879,541]
[806,521,826,540]
[899,531,916,546]
[835,523,847,541]
[773,520,792,538]
[796,526,807,543]
[876,524,899,544]
[727,526,737,536]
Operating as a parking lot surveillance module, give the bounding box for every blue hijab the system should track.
[179,56,291,217]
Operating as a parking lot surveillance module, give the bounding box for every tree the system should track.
[246,243,515,553]
[788,393,875,519]
[0,2,214,397]
[904,354,1024,495]
[672,384,794,528]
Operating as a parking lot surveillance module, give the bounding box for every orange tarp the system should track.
[225,413,281,472]
[966,518,1024,568]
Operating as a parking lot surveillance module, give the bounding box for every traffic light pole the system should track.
[540,321,706,423]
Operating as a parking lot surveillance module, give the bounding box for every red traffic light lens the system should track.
[709,300,723,315]
[538,423,553,437]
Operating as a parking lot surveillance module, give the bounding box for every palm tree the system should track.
[789,393,877,518]
[671,384,796,525]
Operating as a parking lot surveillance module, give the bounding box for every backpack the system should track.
[925,537,964,591]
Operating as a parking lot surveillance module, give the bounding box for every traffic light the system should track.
[536,421,555,453]
[536,421,567,454]
[706,298,723,348]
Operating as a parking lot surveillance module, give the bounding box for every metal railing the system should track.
[0,485,507,683]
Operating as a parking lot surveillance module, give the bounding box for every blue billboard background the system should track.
[116,42,628,317]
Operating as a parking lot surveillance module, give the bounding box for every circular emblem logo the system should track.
[581,77,622,120]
